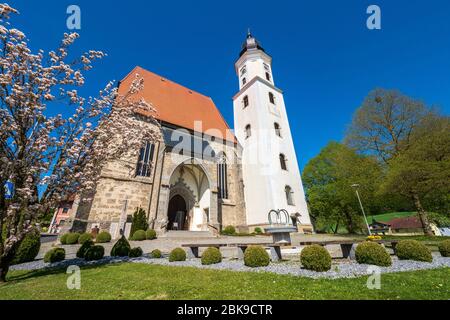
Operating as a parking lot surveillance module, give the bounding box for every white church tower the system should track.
[233,31,312,231]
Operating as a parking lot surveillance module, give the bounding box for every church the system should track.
[69,32,313,238]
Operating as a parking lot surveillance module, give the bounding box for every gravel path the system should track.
[10,253,450,279]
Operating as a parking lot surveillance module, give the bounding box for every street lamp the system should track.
[351,184,372,235]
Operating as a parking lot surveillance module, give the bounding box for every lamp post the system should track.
[351,184,372,235]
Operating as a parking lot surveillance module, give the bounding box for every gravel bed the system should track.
[10,253,450,279]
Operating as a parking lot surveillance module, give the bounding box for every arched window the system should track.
[217,154,228,199]
[265,72,271,81]
[269,92,275,104]
[136,142,155,177]
[274,122,281,137]
[279,153,287,171]
[245,124,252,139]
[285,186,294,206]
[243,95,249,108]
[242,77,247,85]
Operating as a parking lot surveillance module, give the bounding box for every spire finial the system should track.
[247,28,252,38]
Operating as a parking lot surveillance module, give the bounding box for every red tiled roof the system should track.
[119,66,235,143]
[388,216,423,229]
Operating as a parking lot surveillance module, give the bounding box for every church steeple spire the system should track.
[239,30,265,57]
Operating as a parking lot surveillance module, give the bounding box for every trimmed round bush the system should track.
[44,248,65,263]
[85,245,105,261]
[66,232,80,245]
[146,229,157,240]
[300,245,332,272]
[201,247,222,265]
[60,233,69,245]
[12,228,41,265]
[131,230,146,241]
[222,225,236,235]
[110,235,131,257]
[169,248,186,262]
[254,227,263,234]
[78,232,93,244]
[355,241,392,267]
[438,240,450,257]
[129,247,143,258]
[151,249,162,258]
[76,240,94,258]
[96,231,111,243]
[396,240,433,262]
[244,245,270,267]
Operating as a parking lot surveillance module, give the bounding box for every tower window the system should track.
[217,154,228,199]
[136,142,155,177]
[240,66,247,76]
[279,153,288,171]
[243,95,249,108]
[245,124,252,139]
[265,72,271,81]
[285,186,295,206]
[269,92,275,104]
[274,122,282,137]
[263,63,270,71]
[242,77,247,85]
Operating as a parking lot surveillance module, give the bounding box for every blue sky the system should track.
[11,0,450,169]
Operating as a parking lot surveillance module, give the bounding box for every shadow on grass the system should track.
[5,259,127,283]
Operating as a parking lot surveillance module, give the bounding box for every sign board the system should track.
[4,181,14,200]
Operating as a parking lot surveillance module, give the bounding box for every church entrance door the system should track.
[168,195,188,230]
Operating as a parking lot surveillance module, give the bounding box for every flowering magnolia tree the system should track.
[0,4,159,281]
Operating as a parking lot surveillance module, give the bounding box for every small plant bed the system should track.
[10,252,450,280]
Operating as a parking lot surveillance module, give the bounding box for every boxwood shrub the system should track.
[355,241,392,267]
[130,230,146,241]
[222,225,236,235]
[65,232,80,245]
[76,240,94,259]
[244,245,270,267]
[44,248,65,263]
[12,228,41,265]
[151,249,162,258]
[146,229,157,240]
[85,245,105,261]
[96,231,112,243]
[396,240,433,262]
[254,227,263,234]
[129,247,143,258]
[169,248,186,262]
[78,232,93,245]
[110,236,131,257]
[201,247,222,265]
[60,233,69,245]
[438,240,450,257]
[300,245,332,272]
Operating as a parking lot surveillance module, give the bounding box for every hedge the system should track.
[12,228,41,265]
[169,248,186,262]
[78,232,93,245]
[85,245,105,261]
[110,236,131,257]
[151,249,162,258]
[355,241,392,267]
[130,230,146,241]
[129,247,143,258]
[244,245,270,267]
[300,245,332,272]
[96,231,112,243]
[396,240,433,262]
[201,247,222,265]
[146,229,157,240]
[438,240,450,257]
[76,240,94,259]
[44,248,65,263]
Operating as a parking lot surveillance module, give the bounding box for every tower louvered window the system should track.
[136,142,155,177]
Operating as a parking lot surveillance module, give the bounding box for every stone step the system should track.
[159,230,216,239]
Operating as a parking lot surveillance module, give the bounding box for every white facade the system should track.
[233,33,311,227]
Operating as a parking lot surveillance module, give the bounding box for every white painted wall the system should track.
[233,43,311,227]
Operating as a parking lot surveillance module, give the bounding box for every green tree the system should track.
[303,142,382,234]
[380,116,450,235]
[129,208,149,238]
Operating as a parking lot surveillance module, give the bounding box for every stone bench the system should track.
[298,240,399,260]
[181,243,228,259]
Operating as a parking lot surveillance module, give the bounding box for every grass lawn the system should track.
[366,212,417,224]
[1,263,449,300]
